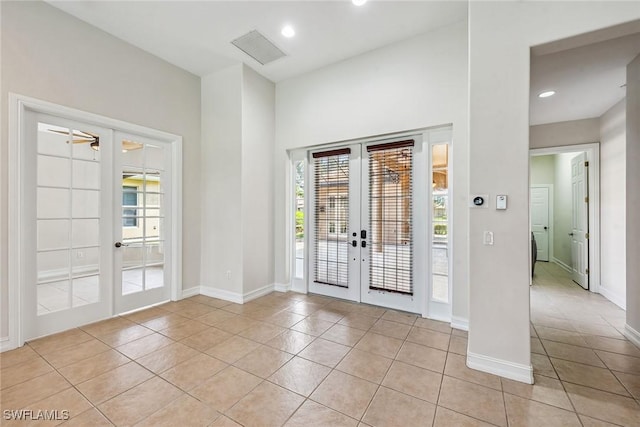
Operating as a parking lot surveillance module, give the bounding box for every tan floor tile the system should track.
[141,313,190,332]
[28,329,94,355]
[382,360,442,404]
[60,408,113,426]
[535,326,588,347]
[573,321,625,339]
[355,332,403,359]
[214,316,262,334]
[264,311,307,328]
[531,337,546,355]
[174,302,216,318]
[437,376,507,427]
[584,335,640,357]
[532,315,576,332]
[206,336,261,363]
[363,386,436,427]
[336,348,392,384]
[307,308,347,323]
[449,336,468,356]
[530,324,538,338]
[381,310,418,326]
[190,366,262,412]
[370,319,412,340]
[58,349,130,384]
[158,319,210,340]
[310,370,378,419]
[42,339,110,369]
[299,338,350,367]
[453,328,468,338]
[287,301,325,316]
[531,353,558,379]
[414,317,451,334]
[291,317,335,336]
[0,346,40,369]
[122,307,169,324]
[406,326,450,351]
[268,356,331,396]
[542,340,605,367]
[338,313,379,330]
[613,371,640,400]
[284,399,358,427]
[116,333,174,359]
[26,388,92,423]
[444,353,501,390]
[596,350,640,375]
[81,317,136,337]
[0,371,70,410]
[433,406,494,426]
[351,304,385,318]
[161,353,228,391]
[239,323,286,343]
[134,394,220,427]
[396,341,447,373]
[227,381,304,427]
[504,393,581,427]
[551,358,629,395]
[98,377,183,426]
[564,382,640,426]
[0,356,53,389]
[501,374,573,410]
[197,309,238,326]
[211,416,243,427]
[266,329,316,354]
[97,324,155,347]
[179,327,233,352]
[234,345,293,378]
[76,362,153,404]
[578,414,622,426]
[193,296,233,309]
[321,324,367,347]
[136,342,199,374]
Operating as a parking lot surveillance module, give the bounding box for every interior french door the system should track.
[23,113,112,340]
[114,131,172,313]
[308,138,423,313]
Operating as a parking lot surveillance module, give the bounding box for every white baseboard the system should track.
[467,351,533,384]
[552,258,572,273]
[624,324,640,349]
[181,287,200,299]
[1,336,18,352]
[291,281,307,294]
[274,283,291,293]
[200,286,244,304]
[599,286,626,310]
[451,315,469,331]
[243,284,275,303]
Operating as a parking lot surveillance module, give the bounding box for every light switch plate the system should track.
[496,195,507,210]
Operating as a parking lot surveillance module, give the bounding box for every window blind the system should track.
[313,149,350,287]
[368,141,414,295]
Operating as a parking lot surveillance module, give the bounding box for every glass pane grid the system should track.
[369,146,413,295]
[432,144,449,303]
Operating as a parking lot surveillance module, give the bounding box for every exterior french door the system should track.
[309,138,423,313]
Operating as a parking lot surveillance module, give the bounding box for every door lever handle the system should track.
[352,240,357,247]
[568,233,574,236]
[114,242,129,248]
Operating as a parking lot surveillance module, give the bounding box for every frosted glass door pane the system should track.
[37,188,70,219]
[72,219,99,247]
[72,160,100,190]
[38,156,70,188]
[38,124,71,157]
[37,250,69,282]
[73,247,100,276]
[38,220,70,250]
[72,190,100,218]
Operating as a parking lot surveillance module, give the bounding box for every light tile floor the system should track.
[2,262,640,426]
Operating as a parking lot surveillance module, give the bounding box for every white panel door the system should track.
[531,187,550,262]
[571,153,589,289]
[23,112,112,340]
[114,131,173,313]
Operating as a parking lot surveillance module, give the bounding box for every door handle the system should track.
[568,233,574,236]
[544,226,548,230]
[114,242,129,248]
[352,240,357,247]
[361,241,367,248]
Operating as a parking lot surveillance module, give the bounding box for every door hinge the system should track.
[586,268,590,275]
[585,233,590,239]
[585,161,589,167]
[585,196,589,203]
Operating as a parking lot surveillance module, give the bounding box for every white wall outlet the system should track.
[496,195,507,210]
[226,270,232,280]
[470,194,489,208]
[483,231,494,245]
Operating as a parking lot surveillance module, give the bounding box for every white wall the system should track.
[468,1,640,383]
[626,55,640,336]
[200,64,275,297]
[553,153,574,268]
[1,1,201,339]
[530,156,554,185]
[274,21,469,322]
[530,118,600,149]
[241,66,276,294]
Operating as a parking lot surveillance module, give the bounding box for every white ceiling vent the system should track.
[231,30,286,65]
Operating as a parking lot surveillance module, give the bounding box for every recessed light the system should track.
[281,25,295,38]
[353,0,368,6]
[538,90,556,98]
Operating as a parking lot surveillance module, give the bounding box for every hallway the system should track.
[530,261,640,425]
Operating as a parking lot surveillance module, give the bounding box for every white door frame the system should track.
[7,93,183,350]
[529,143,600,294]
[530,184,554,263]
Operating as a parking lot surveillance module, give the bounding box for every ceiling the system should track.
[47,0,468,83]
[530,21,640,126]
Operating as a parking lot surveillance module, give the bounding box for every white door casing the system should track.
[531,186,550,262]
[571,152,589,289]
